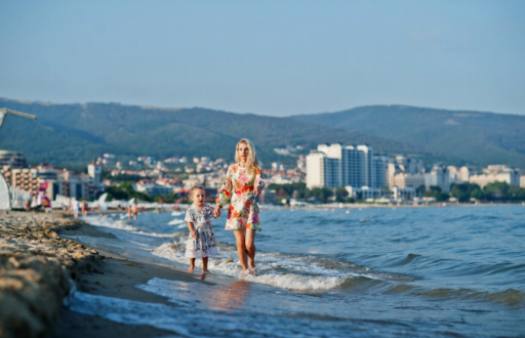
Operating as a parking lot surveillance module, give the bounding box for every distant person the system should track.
[71,199,79,218]
[23,197,31,211]
[127,199,139,220]
[185,186,218,280]
[214,138,264,276]
[81,200,88,216]
[41,195,51,212]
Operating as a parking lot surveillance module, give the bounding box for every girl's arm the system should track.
[184,209,196,238]
[187,221,196,239]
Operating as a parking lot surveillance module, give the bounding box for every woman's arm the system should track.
[216,165,234,208]
[254,167,264,197]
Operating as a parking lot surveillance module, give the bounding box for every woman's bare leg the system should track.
[233,230,248,272]
[245,229,256,273]
[202,257,209,272]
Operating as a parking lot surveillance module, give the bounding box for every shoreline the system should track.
[0,210,101,338]
[0,210,194,338]
[50,248,197,338]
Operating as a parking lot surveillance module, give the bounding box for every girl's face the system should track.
[237,142,250,162]
[192,189,205,207]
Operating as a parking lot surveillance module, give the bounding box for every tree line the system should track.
[267,182,525,204]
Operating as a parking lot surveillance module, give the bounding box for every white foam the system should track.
[68,291,191,335]
[152,242,363,292]
[168,218,185,227]
[83,215,177,239]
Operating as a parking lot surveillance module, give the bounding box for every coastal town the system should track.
[1,143,524,212]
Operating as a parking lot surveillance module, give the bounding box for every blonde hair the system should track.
[190,185,205,202]
[234,138,258,170]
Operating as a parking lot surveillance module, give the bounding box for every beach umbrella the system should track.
[0,108,37,210]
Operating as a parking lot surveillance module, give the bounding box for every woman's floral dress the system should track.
[184,204,217,258]
[217,163,263,231]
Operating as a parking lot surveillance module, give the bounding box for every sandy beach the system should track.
[51,222,204,338]
[0,210,194,338]
[51,254,195,338]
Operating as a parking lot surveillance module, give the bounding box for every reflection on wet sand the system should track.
[206,280,251,311]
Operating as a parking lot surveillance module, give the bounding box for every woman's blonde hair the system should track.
[234,138,258,169]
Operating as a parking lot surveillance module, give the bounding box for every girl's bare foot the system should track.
[200,272,207,280]
[248,267,256,276]
[188,266,195,273]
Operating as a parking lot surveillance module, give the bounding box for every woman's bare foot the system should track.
[200,272,207,280]
[188,266,195,273]
[248,267,256,276]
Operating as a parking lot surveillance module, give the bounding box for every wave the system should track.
[168,218,186,228]
[151,241,412,292]
[83,215,178,239]
[416,287,525,307]
[383,282,525,308]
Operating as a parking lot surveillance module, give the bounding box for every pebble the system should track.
[0,211,102,338]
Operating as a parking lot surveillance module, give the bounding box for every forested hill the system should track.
[0,98,402,167]
[293,105,525,169]
[1,98,524,169]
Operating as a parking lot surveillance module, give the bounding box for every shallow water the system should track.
[66,205,525,337]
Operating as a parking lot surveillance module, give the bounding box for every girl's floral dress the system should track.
[184,204,217,258]
[217,163,264,231]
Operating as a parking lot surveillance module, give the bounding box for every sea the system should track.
[63,205,525,337]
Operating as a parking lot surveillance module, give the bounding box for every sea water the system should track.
[64,205,525,337]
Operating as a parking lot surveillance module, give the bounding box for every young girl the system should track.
[185,186,217,280]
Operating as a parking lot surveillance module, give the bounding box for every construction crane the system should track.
[0,108,37,128]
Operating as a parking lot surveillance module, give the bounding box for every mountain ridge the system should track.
[1,97,524,169]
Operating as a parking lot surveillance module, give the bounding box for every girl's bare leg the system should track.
[233,230,248,272]
[245,229,256,273]
[201,257,209,280]
[188,258,195,273]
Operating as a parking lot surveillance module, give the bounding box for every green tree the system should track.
[483,182,510,201]
[450,183,483,202]
[424,186,449,202]
[335,188,349,202]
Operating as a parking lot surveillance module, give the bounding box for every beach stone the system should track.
[0,293,45,338]
[0,211,103,338]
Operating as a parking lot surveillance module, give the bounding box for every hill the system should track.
[293,105,525,168]
[1,98,524,168]
[0,98,403,167]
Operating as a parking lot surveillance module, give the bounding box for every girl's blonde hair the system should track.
[190,185,205,202]
[234,138,258,170]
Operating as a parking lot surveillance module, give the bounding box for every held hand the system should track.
[213,205,221,218]
[191,229,197,239]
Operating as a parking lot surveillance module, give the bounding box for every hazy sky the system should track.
[1,1,524,116]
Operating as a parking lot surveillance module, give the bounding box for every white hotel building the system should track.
[306,144,388,195]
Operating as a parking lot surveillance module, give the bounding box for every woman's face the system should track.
[237,142,250,162]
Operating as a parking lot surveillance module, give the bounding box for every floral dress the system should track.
[184,205,217,258]
[217,163,264,231]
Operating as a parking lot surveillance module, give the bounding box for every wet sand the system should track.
[0,210,198,338]
[50,224,198,338]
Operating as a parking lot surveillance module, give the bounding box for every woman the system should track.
[214,138,263,275]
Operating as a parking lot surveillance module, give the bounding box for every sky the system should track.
[0,1,524,116]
